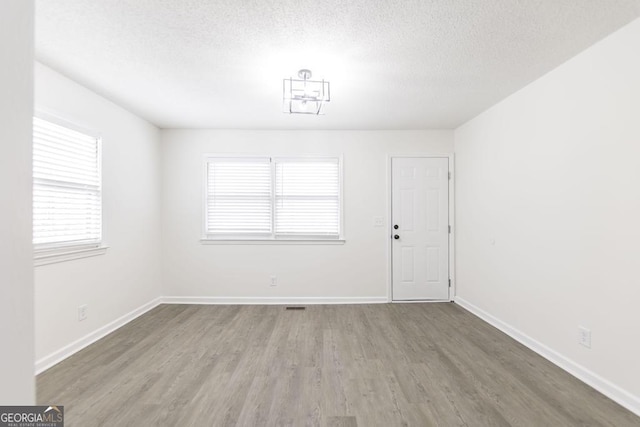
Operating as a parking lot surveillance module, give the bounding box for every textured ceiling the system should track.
[35,1,640,129]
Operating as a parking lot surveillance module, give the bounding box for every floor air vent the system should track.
[285,306,306,310]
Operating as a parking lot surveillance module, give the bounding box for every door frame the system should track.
[387,154,455,302]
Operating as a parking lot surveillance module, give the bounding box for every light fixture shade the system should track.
[283,70,330,115]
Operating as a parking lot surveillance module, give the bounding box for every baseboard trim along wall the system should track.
[161,296,388,305]
[454,296,640,417]
[35,297,163,375]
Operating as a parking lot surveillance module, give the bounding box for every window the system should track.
[206,157,272,236]
[33,116,103,255]
[204,155,342,242]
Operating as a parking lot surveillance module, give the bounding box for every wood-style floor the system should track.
[37,303,639,426]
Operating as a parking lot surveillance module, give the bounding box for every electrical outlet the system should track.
[373,216,385,227]
[270,275,277,287]
[578,326,591,348]
[78,305,88,322]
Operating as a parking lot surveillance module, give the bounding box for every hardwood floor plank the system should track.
[325,416,358,427]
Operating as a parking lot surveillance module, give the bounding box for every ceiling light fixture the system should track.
[283,69,330,115]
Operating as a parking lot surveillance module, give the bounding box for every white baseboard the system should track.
[35,297,162,375]
[161,296,388,305]
[454,296,640,417]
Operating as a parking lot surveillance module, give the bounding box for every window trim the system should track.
[201,153,344,243]
[34,244,109,267]
[33,111,107,265]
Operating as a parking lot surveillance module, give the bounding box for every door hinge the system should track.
[448,171,451,180]
[448,278,451,288]
[448,225,451,234]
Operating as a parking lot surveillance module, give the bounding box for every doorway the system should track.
[391,157,450,301]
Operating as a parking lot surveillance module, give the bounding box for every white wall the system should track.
[161,130,453,300]
[0,0,35,404]
[34,63,162,366]
[455,17,640,412]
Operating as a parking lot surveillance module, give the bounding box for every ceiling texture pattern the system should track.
[36,1,640,129]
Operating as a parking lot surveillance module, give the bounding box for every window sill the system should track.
[200,239,345,245]
[34,245,109,266]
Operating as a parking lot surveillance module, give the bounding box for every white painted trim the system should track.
[387,154,455,302]
[454,297,640,417]
[35,297,162,375]
[161,296,387,305]
[200,239,345,245]
[34,245,109,267]
[448,155,456,300]
[35,109,102,139]
[386,156,392,302]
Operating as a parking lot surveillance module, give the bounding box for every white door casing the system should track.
[391,157,449,301]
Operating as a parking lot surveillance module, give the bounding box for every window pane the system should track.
[206,158,272,234]
[33,117,102,248]
[275,160,340,236]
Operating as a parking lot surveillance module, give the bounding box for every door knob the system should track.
[394,234,400,239]
[393,225,399,229]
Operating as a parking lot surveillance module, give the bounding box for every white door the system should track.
[392,157,449,301]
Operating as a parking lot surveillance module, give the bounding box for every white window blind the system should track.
[204,156,342,240]
[275,158,340,237]
[206,157,272,235]
[33,117,102,249]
